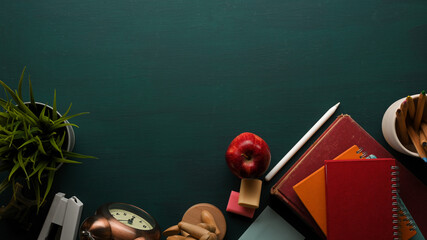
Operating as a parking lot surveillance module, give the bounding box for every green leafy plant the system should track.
[0,67,95,209]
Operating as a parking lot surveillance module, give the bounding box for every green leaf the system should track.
[29,75,36,109]
[63,151,97,159]
[55,157,81,164]
[31,151,38,164]
[2,87,10,102]
[49,136,63,158]
[0,80,38,120]
[61,103,73,118]
[0,99,10,110]
[41,163,56,206]
[50,122,79,131]
[6,103,37,126]
[0,112,9,118]
[22,120,28,139]
[8,161,20,181]
[57,131,66,148]
[18,138,36,149]
[0,126,12,135]
[52,90,58,121]
[0,146,11,155]
[52,112,89,126]
[29,126,42,136]
[27,160,44,179]
[34,180,41,212]
[17,151,30,185]
[39,104,47,121]
[18,66,26,100]
[8,119,21,147]
[34,136,47,155]
[36,161,49,183]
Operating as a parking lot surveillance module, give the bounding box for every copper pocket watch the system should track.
[80,202,161,240]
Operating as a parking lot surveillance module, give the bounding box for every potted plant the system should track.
[0,67,95,216]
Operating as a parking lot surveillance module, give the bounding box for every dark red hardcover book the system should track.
[270,114,427,238]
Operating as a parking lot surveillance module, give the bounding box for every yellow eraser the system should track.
[238,178,262,209]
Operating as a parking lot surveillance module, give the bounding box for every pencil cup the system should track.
[382,94,426,157]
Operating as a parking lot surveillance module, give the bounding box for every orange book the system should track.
[293,146,417,240]
[293,145,363,235]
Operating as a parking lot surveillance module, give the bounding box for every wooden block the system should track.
[166,235,186,240]
[199,232,217,240]
[185,237,197,240]
[197,223,216,233]
[163,225,181,237]
[177,222,218,240]
[178,222,210,239]
[201,210,220,236]
[182,203,226,240]
[238,178,262,209]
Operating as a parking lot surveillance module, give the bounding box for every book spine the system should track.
[270,189,326,239]
[391,165,400,240]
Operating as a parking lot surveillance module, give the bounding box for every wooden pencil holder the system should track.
[238,178,262,209]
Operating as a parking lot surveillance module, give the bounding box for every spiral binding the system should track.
[356,148,378,159]
[391,165,400,240]
[355,148,366,158]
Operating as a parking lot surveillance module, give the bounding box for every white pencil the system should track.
[265,102,340,181]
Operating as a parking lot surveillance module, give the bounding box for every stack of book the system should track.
[271,115,426,240]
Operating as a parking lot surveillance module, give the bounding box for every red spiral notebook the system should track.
[324,158,399,240]
[271,115,427,238]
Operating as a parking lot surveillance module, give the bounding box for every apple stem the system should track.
[241,153,251,160]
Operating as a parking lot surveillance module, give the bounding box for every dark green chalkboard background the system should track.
[1,0,427,239]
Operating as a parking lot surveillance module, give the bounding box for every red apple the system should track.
[225,132,271,178]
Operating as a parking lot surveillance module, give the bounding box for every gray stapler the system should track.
[38,192,83,240]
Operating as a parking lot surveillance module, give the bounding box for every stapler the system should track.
[38,192,83,240]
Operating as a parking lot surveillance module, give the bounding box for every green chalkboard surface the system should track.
[1,0,426,239]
